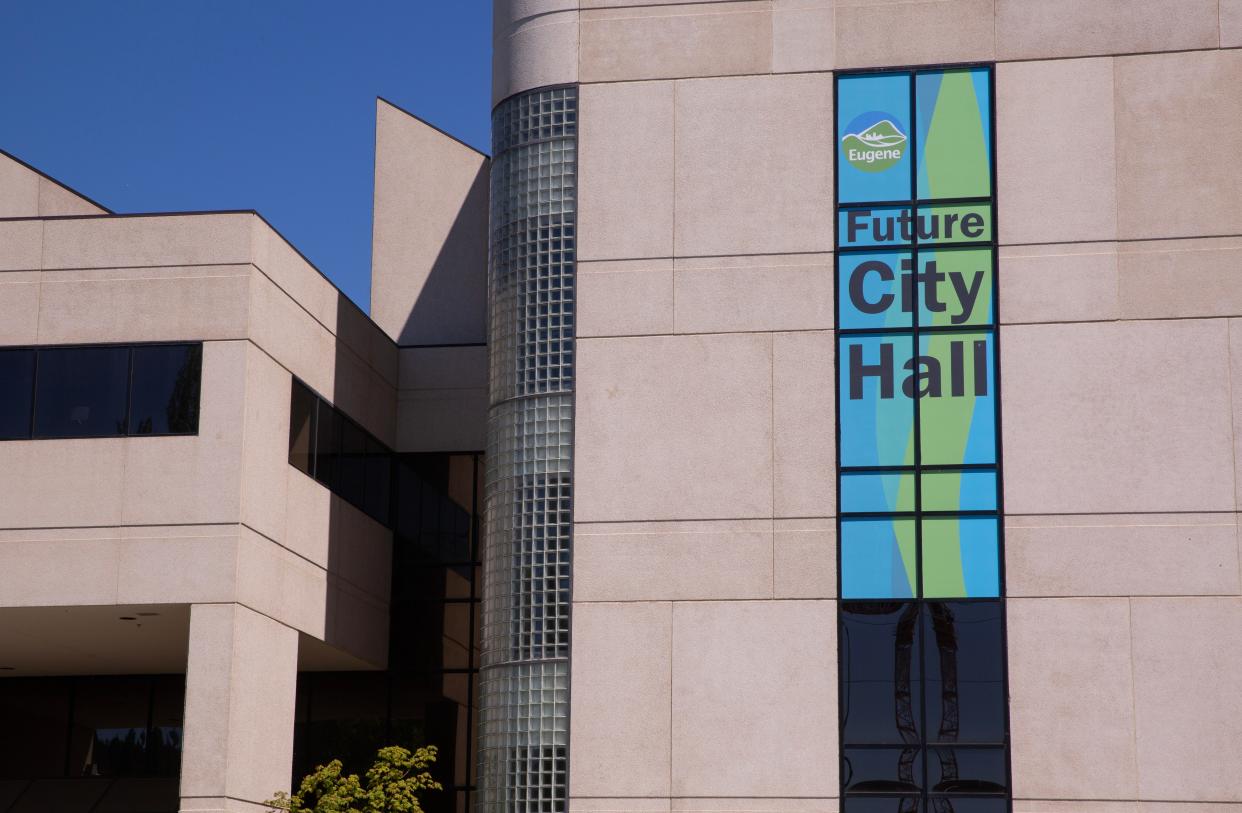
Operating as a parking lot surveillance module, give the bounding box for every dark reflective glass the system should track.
[843,748,923,794]
[0,349,35,440]
[843,797,922,813]
[33,346,129,438]
[337,417,367,508]
[68,677,151,776]
[148,676,184,777]
[93,777,179,812]
[923,602,1006,744]
[314,405,342,491]
[393,455,474,563]
[392,671,473,790]
[299,672,389,777]
[288,380,318,476]
[927,747,1007,794]
[842,602,922,744]
[925,798,1008,813]
[0,678,71,777]
[363,434,391,524]
[128,345,201,434]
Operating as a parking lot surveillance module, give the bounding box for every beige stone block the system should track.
[234,527,329,638]
[773,331,834,518]
[180,603,300,803]
[579,82,675,261]
[675,74,833,257]
[998,58,1117,245]
[249,219,339,333]
[0,271,39,344]
[328,495,393,601]
[772,0,834,73]
[674,254,833,334]
[370,99,487,345]
[493,8,579,104]
[1014,804,1138,813]
[773,518,835,599]
[116,526,239,605]
[0,529,121,606]
[571,801,670,813]
[997,0,1218,60]
[324,576,390,667]
[672,600,836,797]
[1006,514,1240,597]
[580,0,722,6]
[0,439,125,527]
[122,341,246,526]
[1002,320,1234,514]
[180,798,273,813]
[396,388,487,452]
[574,519,773,601]
[42,213,253,270]
[1008,598,1138,799]
[0,153,39,217]
[1231,320,1242,509]
[571,602,672,798]
[578,259,675,338]
[1138,805,1242,813]
[1225,0,1242,47]
[284,468,332,567]
[1119,237,1242,320]
[580,2,771,83]
[1132,598,1242,801]
[835,0,994,68]
[398,344,488,390]
[37,265,251,344]
[999,243,1119,325]
[0,220,42,271]
[1116,50,1242,240]
[575,334,774,522]
[38,178,105,216]
[239,345,291,542]
[332,344,397,446]
[335,296,399,388]
[246,268,336,399]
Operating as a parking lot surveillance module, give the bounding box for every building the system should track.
[3,2,1242,812]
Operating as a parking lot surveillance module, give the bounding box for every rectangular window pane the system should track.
[916,249,993,328]
[337,417,367,508]
[841,518,916,599]
[840,334,915,467]
[915,204,992,245]
[129,344,201,435]
[837,73,912,204]
[363,434,391,525]
[33,346,130,438]
[840,472,915,514]
[921,517,1000,599]
[916,68,992,200]
[917,331,996,466]
[843,747,923,795]
[927,746,1007,794]
[843,798,922,813]
[840,602,922,745]
[923,602,1007,744]
[288,380,318,476]
[839,206,913,249]
[920,470,997,512]
[839,251,914,330]
[0,349,35,440]
[315,404,342,491]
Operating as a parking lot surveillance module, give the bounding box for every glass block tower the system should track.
[478,86,578,813]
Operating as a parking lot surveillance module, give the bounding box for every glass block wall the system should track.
[479,85,577,813]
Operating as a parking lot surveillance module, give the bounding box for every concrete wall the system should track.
[528,2,1242,810]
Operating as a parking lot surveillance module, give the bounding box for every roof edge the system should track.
[375,96,490,159]
[0,146,114,214]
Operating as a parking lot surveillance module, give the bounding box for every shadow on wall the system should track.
[398,160,489,347]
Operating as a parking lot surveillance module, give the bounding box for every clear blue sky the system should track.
[0,1,492,311]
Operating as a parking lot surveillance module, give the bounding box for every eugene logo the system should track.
[841,111,908,173]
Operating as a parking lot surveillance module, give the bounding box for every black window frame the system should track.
[0,341,204,442]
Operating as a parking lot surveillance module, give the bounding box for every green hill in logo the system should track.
[842,119,908,173]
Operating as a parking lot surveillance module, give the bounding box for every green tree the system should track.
[266,745,443,813]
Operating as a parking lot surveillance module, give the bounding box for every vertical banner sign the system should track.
[835,67,1012,812]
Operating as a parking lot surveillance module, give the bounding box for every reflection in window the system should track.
[129,345,201,434]
[34,346,130,438]
[0,349,35,439]
[286,378,392,526]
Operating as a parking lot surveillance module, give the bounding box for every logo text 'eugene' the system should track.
[841,112,907,173]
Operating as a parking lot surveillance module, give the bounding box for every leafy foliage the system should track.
[266,745,442,813]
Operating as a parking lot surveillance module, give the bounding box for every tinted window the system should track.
[842,747,922,794]
[0,349,35,439]
[288,380,317,476]
[363,434,391,524]
[841,602,922,744]
[338,417,367,508]
[129,345,201,435]
[33,346,130,438]
[923,602,1006,744]
[842,798,921,813]
[314,406,342,491]
[927,746,1007,794]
